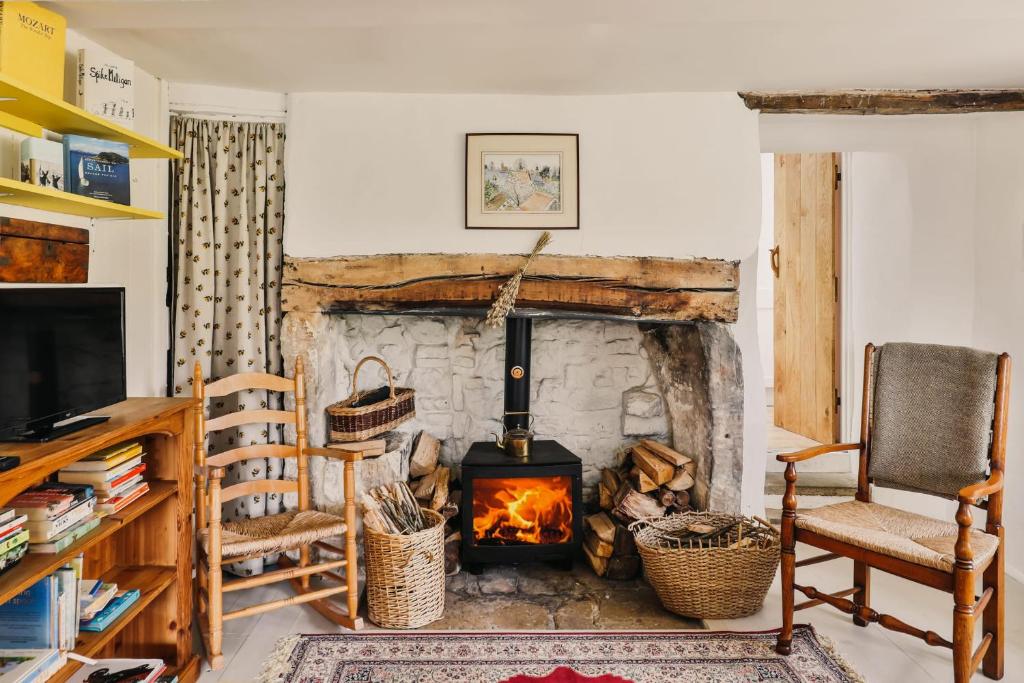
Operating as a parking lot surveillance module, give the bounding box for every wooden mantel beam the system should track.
[738,89,1024,115]
[282,253,739,323]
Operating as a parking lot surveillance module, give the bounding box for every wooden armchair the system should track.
[192,358,366,671]
[777,343,1010,683]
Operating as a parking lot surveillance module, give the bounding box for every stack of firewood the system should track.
[585,439,696,579]
[405,431,462,574]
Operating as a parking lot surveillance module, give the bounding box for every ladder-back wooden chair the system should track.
[777,342,1010,682]
[193,358,365,670]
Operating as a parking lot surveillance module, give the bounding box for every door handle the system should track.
[769,246,780,278]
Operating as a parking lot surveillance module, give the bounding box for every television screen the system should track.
[0,287,126,439]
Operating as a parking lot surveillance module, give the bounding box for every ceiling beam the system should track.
[738,89,1024,115]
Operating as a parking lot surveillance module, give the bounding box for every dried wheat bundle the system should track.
[485,231,552,327]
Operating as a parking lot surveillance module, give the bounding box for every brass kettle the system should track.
[493,412,535,458]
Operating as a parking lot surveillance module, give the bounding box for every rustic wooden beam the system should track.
[283,253,738,323]
[738,89,1024,115]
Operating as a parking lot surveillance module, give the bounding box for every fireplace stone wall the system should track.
[282,310,744,514]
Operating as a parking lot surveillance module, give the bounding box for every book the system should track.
[0,648,61,683]
[66,659,165,683]
[28,514,101,554]
[58,457,143,486]
[0,531,28,555]
[19,137,63,191]
[0,515,26,540]
[80,589,140,632]
[0,543,28,576]
[0,511,13,525]
[97,476,144,503]
[12,492,73,521]
[79,582,117,622]
[24,498,95,541]
[60,443,143,472]
[0,2,67,99]
[76,45,134,130]
[28,482,94,504]
[55,568,77,651]
[96,481,148,514]
[62,135,130,205]
[0,576,57,648]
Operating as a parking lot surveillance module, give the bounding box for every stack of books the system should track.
[0,510,28,575]
[58,441,149,515]
[78,579,140,633]
[67,658,166,683]
[10,483,99,555]
[0,561,81,653]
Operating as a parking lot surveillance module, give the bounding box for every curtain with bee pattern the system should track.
[170,116,286,576]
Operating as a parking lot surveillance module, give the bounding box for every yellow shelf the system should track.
[0,72,182,160]
[0,177,164,220]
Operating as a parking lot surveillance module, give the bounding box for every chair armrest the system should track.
[776,442,861,463]
[304,445,368,463]
[958,470,1003,505]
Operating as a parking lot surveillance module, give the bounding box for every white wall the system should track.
[0,31,169,397]
[756,154,774,393]
[284,91,769,515]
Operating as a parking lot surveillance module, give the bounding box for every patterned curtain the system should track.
[170,116,286,576]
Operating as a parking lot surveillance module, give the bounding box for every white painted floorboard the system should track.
[199,543,1024,683]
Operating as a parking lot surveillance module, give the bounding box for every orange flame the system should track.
[472,476,573,545]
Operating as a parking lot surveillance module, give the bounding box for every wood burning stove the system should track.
[461,317,583,569]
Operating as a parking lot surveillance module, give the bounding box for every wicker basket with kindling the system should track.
[327,355,415,441]
[364,507,446,629]
[630,512,780,620]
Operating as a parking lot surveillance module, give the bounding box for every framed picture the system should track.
[466,133,579,230]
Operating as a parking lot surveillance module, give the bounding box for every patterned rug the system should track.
[257,625,863,682]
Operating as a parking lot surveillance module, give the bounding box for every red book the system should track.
[105,463,147,491]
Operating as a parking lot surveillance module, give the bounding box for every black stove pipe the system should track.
[503,317,532,431]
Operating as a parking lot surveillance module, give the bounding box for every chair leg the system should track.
[208,560,224,671]
[983,530,1005,680]
[344,460,360,624]
[853,561,870,627]
[953,566,976,683]
[776,463,797,655]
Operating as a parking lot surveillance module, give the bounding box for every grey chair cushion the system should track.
[869,342,998,499]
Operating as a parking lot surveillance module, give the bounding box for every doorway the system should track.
[759,152,843,459]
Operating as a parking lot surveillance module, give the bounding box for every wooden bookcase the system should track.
[0,398,198,683]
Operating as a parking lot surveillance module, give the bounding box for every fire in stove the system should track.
[472,476,574,546]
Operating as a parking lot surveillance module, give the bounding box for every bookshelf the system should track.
[0,398,199,683]
[0,71,180,220]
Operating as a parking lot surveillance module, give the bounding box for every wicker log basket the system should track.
[364,508,446,628]
[630,512,780,620]
[328,356,415,442]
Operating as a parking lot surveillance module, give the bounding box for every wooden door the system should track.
[772,153,840,443]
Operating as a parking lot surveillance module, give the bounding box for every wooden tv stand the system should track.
[0,398,199,683]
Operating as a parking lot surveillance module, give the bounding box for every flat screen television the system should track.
[0,287,127,441]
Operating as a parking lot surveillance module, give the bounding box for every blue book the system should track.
[80,589,140,633]
[0,577,57,648]
[62,134,130,205]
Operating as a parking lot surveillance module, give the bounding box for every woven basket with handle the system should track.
[630,512,780,620]
[364,508,445,628]
[327,356,415,441]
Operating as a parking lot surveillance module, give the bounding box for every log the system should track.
[615,487,665,521]
[630,446,674,485]
[640,439,693,468]
[671,490,691,510]
[327,438,386,457]
[738,89,1024,115]
[604,554,642,580]
[600,468,622,494]
[658,487,676,508]
[584,512,617,545]
[430,466,450,511]
[444,531,461,575]
[611,520,637,556]
[583,541,609,577]
[409,432,441,478]
[598,482,614,511]
[283,253,740,323]
[665,469,695,492]
[629,466,658,493]
[412,467,442,499]
[584,527,613,559]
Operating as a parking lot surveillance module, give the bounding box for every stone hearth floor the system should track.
[433,562,702,630]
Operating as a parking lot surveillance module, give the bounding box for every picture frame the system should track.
[465,133,579,230]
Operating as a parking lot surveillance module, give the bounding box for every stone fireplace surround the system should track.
[280,252,744,515]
